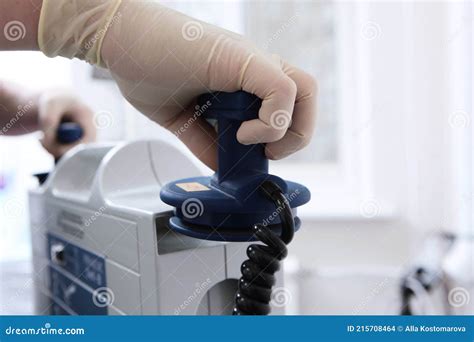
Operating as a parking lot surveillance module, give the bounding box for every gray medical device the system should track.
[29,140,283,315]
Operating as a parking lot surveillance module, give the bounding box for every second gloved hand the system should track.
[38,0,317,170]
[38,90,96,158]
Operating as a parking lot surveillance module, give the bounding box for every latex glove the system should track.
[38,0,317,170]
[38,90,96,158]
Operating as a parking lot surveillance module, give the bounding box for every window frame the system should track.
[271,2,394,221]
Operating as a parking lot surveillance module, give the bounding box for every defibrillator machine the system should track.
[29,91,310,315]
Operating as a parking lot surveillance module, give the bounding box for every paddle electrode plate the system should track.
[160,91,310,242]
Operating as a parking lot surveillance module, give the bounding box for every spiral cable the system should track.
[233,180,295,315]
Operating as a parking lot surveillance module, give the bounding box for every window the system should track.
[244,1,338,163]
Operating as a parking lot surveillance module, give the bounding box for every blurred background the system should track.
[0,0,472,315]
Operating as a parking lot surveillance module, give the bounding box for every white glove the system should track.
[38,0,317,169]
[38,89,96,158]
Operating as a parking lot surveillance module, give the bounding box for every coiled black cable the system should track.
[233,180,295,315]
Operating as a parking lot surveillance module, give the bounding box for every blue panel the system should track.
[47,233,108,315]
[50,267,107,315]
[47,233,106,289]
[50,299,70,315]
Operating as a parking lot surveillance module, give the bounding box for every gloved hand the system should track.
[38,90,96,158]
[38,0,317,170]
